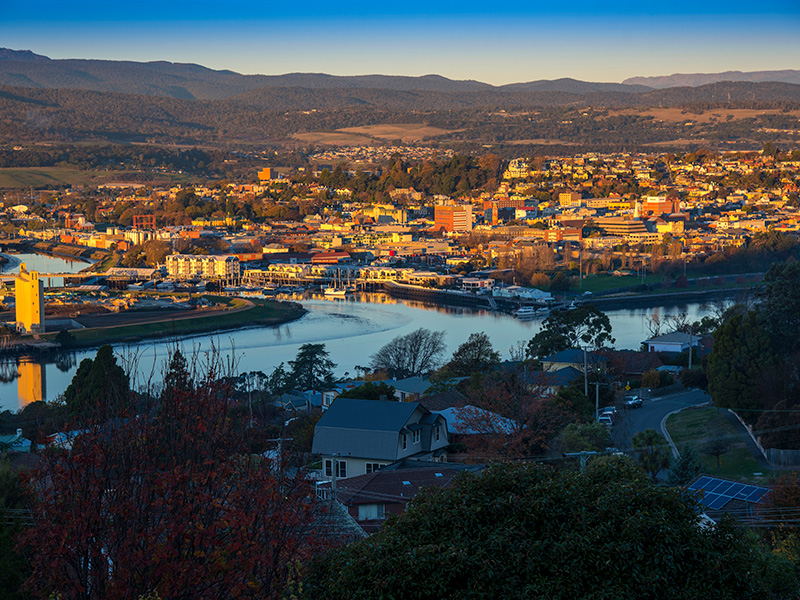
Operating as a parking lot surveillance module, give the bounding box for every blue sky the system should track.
[1,1,798,84]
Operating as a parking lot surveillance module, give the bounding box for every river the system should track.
[0,276,716,412]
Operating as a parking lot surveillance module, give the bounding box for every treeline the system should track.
[1,82,799,151]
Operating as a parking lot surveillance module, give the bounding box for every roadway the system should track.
[612,388,711,453]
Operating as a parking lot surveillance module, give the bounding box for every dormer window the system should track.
[412,429,420,444]
[401,433,407,450]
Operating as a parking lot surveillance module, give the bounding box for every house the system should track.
[391,376,432,401]
[316,464,481,533]
[540,348,607,373]
[0,429,31,453]
[311,398,449,480]
[643,331,700,353]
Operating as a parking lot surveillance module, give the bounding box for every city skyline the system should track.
[1,0,798,85]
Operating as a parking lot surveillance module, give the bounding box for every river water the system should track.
[0,258,716,412]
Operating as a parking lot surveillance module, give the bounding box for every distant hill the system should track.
[624,70,800,88]
[0,48,649,100]
[499,78,651,94]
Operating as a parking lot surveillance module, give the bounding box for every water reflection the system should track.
[17,357,46,408]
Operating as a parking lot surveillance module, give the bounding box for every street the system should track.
[612,388,711,453]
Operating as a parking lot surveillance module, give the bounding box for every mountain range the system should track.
[1,48,797,101]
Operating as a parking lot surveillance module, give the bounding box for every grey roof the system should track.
[312,398,425,461]
[541,348,605,365]
[317,398,420,431]
[392,376,432,395]
[644,331,695,344]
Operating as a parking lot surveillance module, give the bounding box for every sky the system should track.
[1,0,798,85]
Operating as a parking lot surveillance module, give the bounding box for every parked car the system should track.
[624,396,643,409]
[597,415,613,427]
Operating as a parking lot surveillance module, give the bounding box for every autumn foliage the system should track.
[21,350,335,600]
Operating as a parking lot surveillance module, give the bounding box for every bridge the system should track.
[0,272,99,282]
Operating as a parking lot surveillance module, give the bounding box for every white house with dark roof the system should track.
[311,398,449,481]
[643,331,699,353]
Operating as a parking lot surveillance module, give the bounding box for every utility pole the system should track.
[688,326,694,370]
[583,347,588,397]
[594,381,601,422]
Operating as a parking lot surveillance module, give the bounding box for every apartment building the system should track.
[165,254,241,281]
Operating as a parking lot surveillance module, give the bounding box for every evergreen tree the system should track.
[288,344,336,391]
[667,445,702,486]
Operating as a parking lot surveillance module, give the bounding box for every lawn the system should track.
[666,406,765,483]
[45,299,305,348]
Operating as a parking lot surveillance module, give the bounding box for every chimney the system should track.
[16,428,22,438]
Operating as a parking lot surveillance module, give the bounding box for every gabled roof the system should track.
[315,398,420,432]
[644,331,695,344]
[312,398,427,460]
[541,348,605,365]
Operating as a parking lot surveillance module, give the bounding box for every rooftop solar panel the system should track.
[701,493,721,507]
[727,483,746,497]
[690,476,712,490]
[713,482,735,496]
[747,488,768,502]
[709,495,730,510]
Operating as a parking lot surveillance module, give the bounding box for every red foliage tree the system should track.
[20,350,338,600]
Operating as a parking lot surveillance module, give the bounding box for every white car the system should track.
[597,415,614,427]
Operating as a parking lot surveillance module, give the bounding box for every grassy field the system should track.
[578,271,763,295]
[0,168,106,188]
[44,299,305,348]
[0,167,197,188]
[666,406,765,483]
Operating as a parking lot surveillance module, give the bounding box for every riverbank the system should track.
[40,298,307,349]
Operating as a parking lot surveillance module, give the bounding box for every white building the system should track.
[165,254,240,281]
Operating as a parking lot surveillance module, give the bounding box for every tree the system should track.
[0,458,30,600]
[369,328,446,378]
[527,305,615,359]
[559,421,611,453]
[288,343,336,390]
[667,445,702,486]
[707,312,775,414]
[336,381,397,401]
[444,332,500,376]
[631,428,671,481]
[758,261,800,353]
[21,352,337,600]
[302,460,798,599]
[702,437,731,473]
[62,344,130,420]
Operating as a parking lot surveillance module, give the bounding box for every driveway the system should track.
[612,388,711,453]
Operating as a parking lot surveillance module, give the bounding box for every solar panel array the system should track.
[688,476,769,511]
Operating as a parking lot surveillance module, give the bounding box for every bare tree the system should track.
[370,328,446,378]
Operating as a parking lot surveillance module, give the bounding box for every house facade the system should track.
[311,398,449,480]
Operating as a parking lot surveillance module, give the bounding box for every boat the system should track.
[324,270,354,297]
[514,306,538,319]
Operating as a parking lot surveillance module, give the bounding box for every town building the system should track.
[15,264,44,334]
[165,254,241,281]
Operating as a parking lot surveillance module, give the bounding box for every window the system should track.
[325,459,346,479]
[366,463,387,474]
[412,429,420,444]
[401,433,407,450]
[435,425,440,442]
[357,504,386,521]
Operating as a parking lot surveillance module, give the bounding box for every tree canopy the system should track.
[303,460,798,599]
[288,343,336,390]
[369,328,446,378]
[22,350,336,600]
[527,305,615,359]
[707,312,775,414]
[444,332,501,376]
